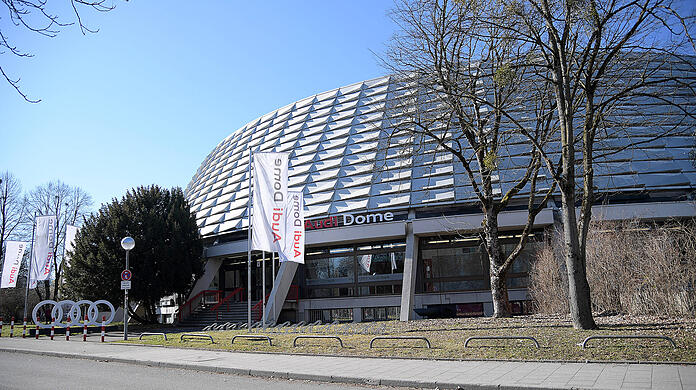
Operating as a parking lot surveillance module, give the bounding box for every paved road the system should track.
[0,352,413,390]
[1,337,694,389]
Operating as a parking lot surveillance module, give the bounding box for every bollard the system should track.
[100,316,105,343]
[50,318,55,341]
[66,316,71,341]
[35,326,39,339]
[83,315,88,341]
[22,318,26,338]
[0,316,3,337]
[10,317,14,338]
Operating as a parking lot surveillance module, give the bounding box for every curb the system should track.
[114,339,696,366]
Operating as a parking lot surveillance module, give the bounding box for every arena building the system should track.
[180,72,696,325]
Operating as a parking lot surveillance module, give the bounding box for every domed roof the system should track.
[187,75,696,237]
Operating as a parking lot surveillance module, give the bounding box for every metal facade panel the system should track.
[187,66,696,237]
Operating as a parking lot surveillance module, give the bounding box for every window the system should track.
[357,252,404,282]
[305,255,354,285]
[419,233,540,293]
[307,287,355,298]
[307,308,354,323]
[302,241,406,298]
[358,284,402,296]
[421,247,486,279]
[363,306,400,321]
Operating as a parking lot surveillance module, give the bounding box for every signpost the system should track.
[121,269,132,290]
[120,237,135,341]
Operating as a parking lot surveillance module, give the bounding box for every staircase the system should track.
[177,301,261,329]
[175,285,298,329]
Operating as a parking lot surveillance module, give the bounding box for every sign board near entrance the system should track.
[304,211,407,231]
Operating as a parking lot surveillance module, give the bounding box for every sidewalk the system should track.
[0,336,694,389]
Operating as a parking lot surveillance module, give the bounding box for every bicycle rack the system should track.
[139,332,168,341]
[231,334,273,346]
[180,333,215,343]
[580,335,676,349]
[369,336,431,349]
[293,335,344,348]
[464,336,540,348]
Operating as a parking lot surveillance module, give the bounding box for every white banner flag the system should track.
[251,152,289,252]
[280,191,304,263]
[1,241,28,288]
[63,225,79,266]
[30,215,56,289]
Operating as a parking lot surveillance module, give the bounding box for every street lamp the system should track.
[120,236,135,340]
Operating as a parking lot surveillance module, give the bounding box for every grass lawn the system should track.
[118,314,696,362]
[0,322,37,336]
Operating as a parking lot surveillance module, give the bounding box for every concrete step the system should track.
[177,301,262,328]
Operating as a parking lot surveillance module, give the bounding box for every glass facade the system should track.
[419,234,539,293]
[363,306,400,321]
[303,241,405,299]
[306,308,354,323]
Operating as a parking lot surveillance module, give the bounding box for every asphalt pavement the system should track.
[0,352,411,390]
[0,334,694,389]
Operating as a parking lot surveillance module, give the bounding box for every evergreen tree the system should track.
[64,185,203,323]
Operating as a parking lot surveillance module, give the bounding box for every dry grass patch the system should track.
[120,314,696,362]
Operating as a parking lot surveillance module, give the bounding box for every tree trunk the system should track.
[549,53,597,329]
[490,270,512,317]
[483,208,512,317]
[559,190,597,329]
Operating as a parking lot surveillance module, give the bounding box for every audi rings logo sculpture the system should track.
[32,300,116,329]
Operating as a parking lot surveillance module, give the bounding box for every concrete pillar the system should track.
[399,211,419,321]
[263,261,299,324]
[483,302,494,317]
[353,307,362,323]
[187,258,223,300]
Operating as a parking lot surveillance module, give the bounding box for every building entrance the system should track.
[218,254,277,302]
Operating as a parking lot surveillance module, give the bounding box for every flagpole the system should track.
[261,251,266,330]
[0,246,4,313]
[22,213,37,323]
[247,148,253,331]
[271,252,275,323]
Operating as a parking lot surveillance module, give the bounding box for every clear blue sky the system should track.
[1,1,396,209]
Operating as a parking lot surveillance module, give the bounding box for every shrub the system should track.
[529,219,696,317]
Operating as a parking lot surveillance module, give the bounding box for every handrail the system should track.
[211,288,244,312]
[252,293,271,321]
[251,285,300,321]
[176,289,222,322]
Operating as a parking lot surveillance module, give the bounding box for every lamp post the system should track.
[120,237,135,340]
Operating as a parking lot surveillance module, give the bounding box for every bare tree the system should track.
[1,0,118,102]
[494,0,696,328]
[383,0,557,317]
[24,180,92,301]
[0,172,27,261]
